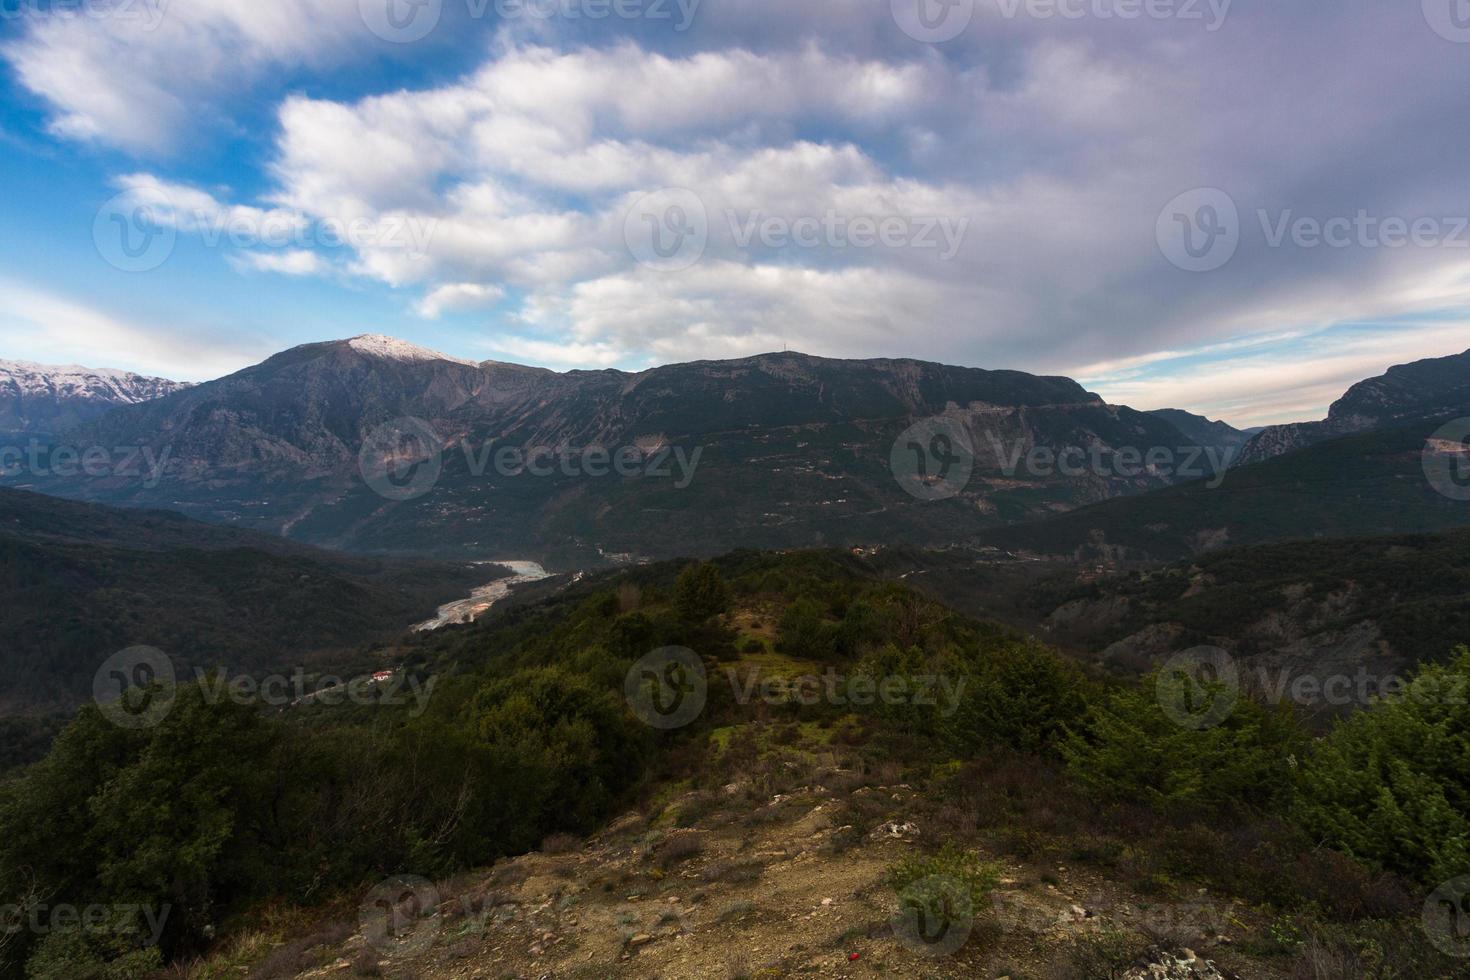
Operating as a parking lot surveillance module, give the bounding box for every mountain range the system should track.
[8,335,1241,564]
[6,337,1469,567]
[0,358,188,438]
[5,335,1470,980]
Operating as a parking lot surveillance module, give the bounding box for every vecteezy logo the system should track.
[93,189,177,273]
[1424,0,1470,42]
[93,646,176,729]
[891,0,975,43]
[359,0,443,43]
[1424,877,1470,957]
[1156,188,1240,272]
[1423,418,1470,501]
[624,188,708,272]
[624,647,707,729]
[891,874,974,957]
[358,417,444,501]
[360,875,442,957]
[1157,646,1239,730]
[891,416,974,501]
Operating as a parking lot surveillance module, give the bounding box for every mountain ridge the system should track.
[21,337,1219,562]
[1238,347,1470,464]
[0,358,188,437]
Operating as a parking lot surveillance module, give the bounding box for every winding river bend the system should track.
[412,560,552,631]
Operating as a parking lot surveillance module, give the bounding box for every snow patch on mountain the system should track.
[347,334,476,366]
[0,359,188,434]
[0,359,187,403]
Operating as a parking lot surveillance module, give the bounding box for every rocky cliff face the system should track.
[0,359,188,437]
[1237,347,1470,465]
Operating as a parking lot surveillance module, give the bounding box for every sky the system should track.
[1,0,1469,427]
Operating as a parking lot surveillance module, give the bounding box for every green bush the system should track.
[1050,929,1144,980]
[1293,648,1470,883]
[1060,674,1304,815]
[675,562,730,623]
[777,596,840,659]
[886,842,1002,909]
[23,925,162,980]
[941,640,1088,755]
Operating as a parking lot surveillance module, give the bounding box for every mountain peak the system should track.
[344,334,476,367]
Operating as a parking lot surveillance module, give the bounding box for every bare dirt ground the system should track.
[290,778,1277,980]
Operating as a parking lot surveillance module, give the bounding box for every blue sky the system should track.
[2,0,1469,426]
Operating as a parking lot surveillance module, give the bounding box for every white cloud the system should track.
[116,173,311,242]
[512,261,988,366]
[478,335,627,369]
[416,282,506,318]
[1081,322,1470,428]
[230,250,328,277]
[3,0,368,153]
[23,3,1470,429]
[0,280,270,382]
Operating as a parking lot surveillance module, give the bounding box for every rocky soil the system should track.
[279,779,1277,980]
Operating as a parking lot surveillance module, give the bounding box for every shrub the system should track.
[676,563,730,623]
[1060,673,1305,815]
[23,924,163,980]
[1292,648,1470,883]
[650,831,704,869]
[1048,929,1146,980]
[777,597,840,660]
[1287,918,1463,979]
[886,843,1002,910]
[941,640,1088,755]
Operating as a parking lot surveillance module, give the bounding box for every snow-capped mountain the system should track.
[345,333,478,366]
[0,359,190,437]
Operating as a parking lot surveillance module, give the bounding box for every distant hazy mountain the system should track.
[1145,408,1250,457]
[0,358,188,437]
[1237,348,1470,465]
[0,486,485,712]
[21,335,1219,564]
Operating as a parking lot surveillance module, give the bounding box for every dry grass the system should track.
[649,830,705,869]
[246,921,355,979]
[699,858,765,884]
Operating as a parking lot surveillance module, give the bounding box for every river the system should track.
[411,560,552,631]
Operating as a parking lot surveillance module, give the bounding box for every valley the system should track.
[412,560,556,631]
[7,9,1470,977]
[2,340,1469,980]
